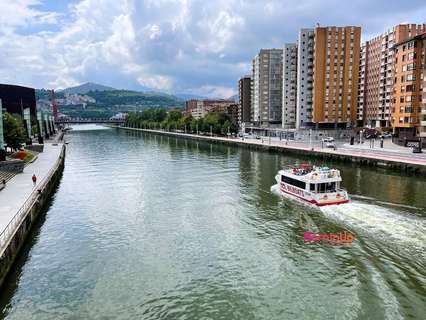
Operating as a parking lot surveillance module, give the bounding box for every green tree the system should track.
[3,113,26,150]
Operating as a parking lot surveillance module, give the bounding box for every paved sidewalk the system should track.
[0,143,63,236]
[128,128,426,167]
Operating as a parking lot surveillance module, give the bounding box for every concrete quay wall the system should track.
[0,145,66,288]
[118,127,426,175]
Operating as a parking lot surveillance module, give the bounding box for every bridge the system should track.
[55,118,126,125]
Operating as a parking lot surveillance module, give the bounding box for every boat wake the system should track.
[321,201,426,253]
[271,184,426,252]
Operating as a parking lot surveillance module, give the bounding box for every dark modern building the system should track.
[238,75,252,127]
[0,84,37,118]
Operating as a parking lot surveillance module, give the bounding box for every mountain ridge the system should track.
[60,82,116,94]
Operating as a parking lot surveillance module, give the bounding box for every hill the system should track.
[85,90,183,108]
[62,82,116,94]
[227,94,238,102]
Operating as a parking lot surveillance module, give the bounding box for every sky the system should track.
[0,0,425,98]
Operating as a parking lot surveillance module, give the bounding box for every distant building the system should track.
[391,32,426,143]
[185,99,235,119]
[0,84,37,118]
[185,99,198,114]
[311,26,361,129]
[226,103,239,125]
[296,28,315,129]
[357,43,367,127]
[205,100,236,114]
[110,112,128,120]
[238,76,252,127]
[63,93,96,105]
[359,24,426,128]
[282,43,298,129]
[251,48,283,127]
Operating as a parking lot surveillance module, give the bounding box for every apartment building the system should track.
[226,103,239,126]
[392,33,426,141]
[296,28,315,128]
[312,26,361,128]
[360,24,426,128]
[238,76,252,127]
[357,43,367,127]
[251,49,283,127]
[186,99,236,119]
[282,43,298,129]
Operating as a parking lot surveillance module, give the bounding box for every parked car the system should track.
[380,132,392,138]
[322,137,335,148]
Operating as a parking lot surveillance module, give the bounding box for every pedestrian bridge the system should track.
[55,118,125,124]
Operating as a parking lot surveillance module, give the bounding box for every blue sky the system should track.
[0,0,425,98]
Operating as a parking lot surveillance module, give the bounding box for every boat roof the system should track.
[279,166,342,183]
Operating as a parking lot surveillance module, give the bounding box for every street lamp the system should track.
[0,99,5,161]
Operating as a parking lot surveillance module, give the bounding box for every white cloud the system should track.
[0,0,425,97]
[0,0,59,34]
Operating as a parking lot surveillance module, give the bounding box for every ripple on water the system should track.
[1,128,426,320]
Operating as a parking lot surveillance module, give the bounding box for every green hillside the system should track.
[35,87,184,118]
[86,90,183,108]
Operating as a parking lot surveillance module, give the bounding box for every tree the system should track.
[3,113,26,150]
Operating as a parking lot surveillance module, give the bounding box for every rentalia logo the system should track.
[304,231,354,245]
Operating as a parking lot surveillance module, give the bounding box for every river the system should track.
[1,125,425,319]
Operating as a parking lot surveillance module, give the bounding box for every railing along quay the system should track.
[0,145,65,255]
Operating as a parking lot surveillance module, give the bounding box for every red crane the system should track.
[51,89,58,120]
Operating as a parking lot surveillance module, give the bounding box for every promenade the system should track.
[0,143,63,242]
[120,127,426,170]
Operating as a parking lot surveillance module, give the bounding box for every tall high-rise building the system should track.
[282,43,298,129]
[392,32,426,142]
[251,49,283,127]
[359,24,426,128]
[357,43,367,127]
[311,26,361,128]
[296,28,315,129]
[238,75,252,127]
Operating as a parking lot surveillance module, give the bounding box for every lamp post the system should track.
[37,111,44,144]
[0,99,5,161]
[241,122,245,141]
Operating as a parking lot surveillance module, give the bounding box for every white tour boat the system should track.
[275,164,349,207]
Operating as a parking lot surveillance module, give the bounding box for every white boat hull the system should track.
[275,175,350,207]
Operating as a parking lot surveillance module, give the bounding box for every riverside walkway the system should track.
[119,127,426,171]
[0,143,63,246]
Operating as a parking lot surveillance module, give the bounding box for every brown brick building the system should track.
[312,26,361,128]
[359,24,426,128]
[392,32,426,143]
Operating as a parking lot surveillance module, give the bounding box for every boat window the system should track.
[281,175,306,189]
[317,182,336,193]
[310,184,315,191]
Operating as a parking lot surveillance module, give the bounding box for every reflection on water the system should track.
[1,127,425,320]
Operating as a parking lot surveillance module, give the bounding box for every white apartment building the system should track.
[251,49,283,127]
[295,28,315,129]
[282,43,298,129]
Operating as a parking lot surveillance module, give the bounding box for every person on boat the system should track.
[32,174,37,186]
